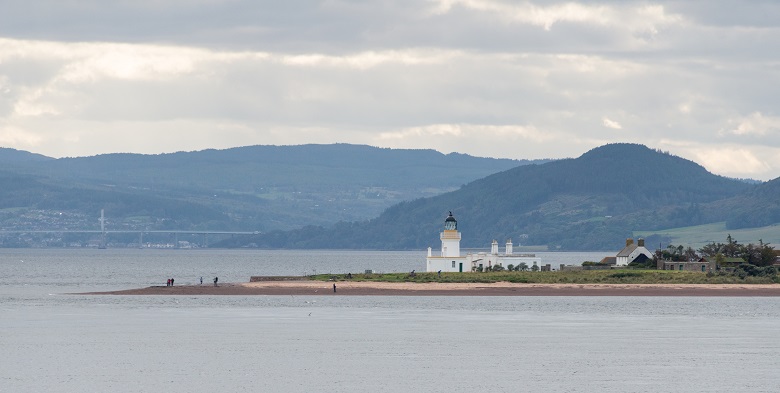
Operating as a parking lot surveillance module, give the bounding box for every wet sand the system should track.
[80,281,780,296]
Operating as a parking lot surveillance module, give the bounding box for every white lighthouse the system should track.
[425,211,541,273]
[426,212,468,272]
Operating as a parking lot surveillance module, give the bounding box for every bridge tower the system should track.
[98,209,107,249]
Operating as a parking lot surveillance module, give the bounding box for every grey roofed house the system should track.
[600,256,617,265]
[616,238,653,266]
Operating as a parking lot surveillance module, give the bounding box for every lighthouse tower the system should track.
[426,211,467,272]
[440,211,461,257]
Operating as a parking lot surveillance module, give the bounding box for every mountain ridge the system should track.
[221,143,768,250]
[2,143,777,250]
[0,144,536,243]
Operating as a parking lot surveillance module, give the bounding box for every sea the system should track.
[2,248,779,393]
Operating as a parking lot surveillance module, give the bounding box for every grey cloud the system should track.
[1,1,780,179]
[0,1,772,53]
[665,0,780,27]
[0,0,777,74]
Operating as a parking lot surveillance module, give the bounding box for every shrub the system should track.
[582,261,605,266]
[608,272,642,279]
[735,264,777,278]
[516,262,528,271]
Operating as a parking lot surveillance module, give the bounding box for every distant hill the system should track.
[0,144,534,236]
[634,222,780,250]
[0,171,232,232]
[0,148,53,164]
[223,144,758,250]
[40,144,527,196]
[5,143,777,250]
[720,177,780,229]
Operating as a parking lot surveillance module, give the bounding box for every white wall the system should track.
[427,257,468,272]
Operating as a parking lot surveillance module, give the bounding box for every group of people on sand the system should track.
[165,277,219,287]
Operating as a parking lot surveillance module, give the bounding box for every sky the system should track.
[0,0,779,180]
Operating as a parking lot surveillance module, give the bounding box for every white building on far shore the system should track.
[615,238,653,266]
[426,212,541,272]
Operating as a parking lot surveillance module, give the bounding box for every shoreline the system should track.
[78,281,780,297]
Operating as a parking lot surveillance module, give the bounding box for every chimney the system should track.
[626,238,634,247]
[491,240,499,255]
[506,239,513,255]
[638,238,645,247]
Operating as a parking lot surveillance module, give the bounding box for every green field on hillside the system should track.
[635,222,780,248]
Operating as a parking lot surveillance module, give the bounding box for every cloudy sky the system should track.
[1,1,779,180]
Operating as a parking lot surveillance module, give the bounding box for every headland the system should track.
[81,280,780,296]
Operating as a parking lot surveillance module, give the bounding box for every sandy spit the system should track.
[78,281,780,297]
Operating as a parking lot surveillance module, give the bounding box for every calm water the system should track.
[2,249,779,393]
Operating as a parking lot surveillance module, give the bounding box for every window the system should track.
[702,265,706,272]
[679,265,683,271]
[452,261,456,268]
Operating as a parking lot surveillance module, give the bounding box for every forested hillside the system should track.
[721,177,780,229]
[222,144,758,250]
[0,171,233,231]
[0,144,532,238]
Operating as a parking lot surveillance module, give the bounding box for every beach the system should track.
[83,281,780,296]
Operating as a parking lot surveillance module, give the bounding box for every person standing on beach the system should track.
[200,277,203,285]
[170,278,174,286]
[166,278,170,287]
[214,277,218,287]
[333,283,337,293]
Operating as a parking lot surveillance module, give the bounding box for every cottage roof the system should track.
[701,257,746,264]
[616,244,638,257]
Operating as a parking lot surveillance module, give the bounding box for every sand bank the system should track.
[81,281,780,296]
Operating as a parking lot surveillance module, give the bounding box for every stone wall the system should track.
[658,261,716,273]
[250,276,309,282]
[559,264,613,271]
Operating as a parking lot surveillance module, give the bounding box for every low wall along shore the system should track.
[249,276,310,282]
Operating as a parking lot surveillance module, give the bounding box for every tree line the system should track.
[658,234,776,267]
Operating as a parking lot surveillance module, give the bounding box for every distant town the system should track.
[0,209,252,249]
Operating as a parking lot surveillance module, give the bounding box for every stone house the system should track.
[658,257,716,273]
